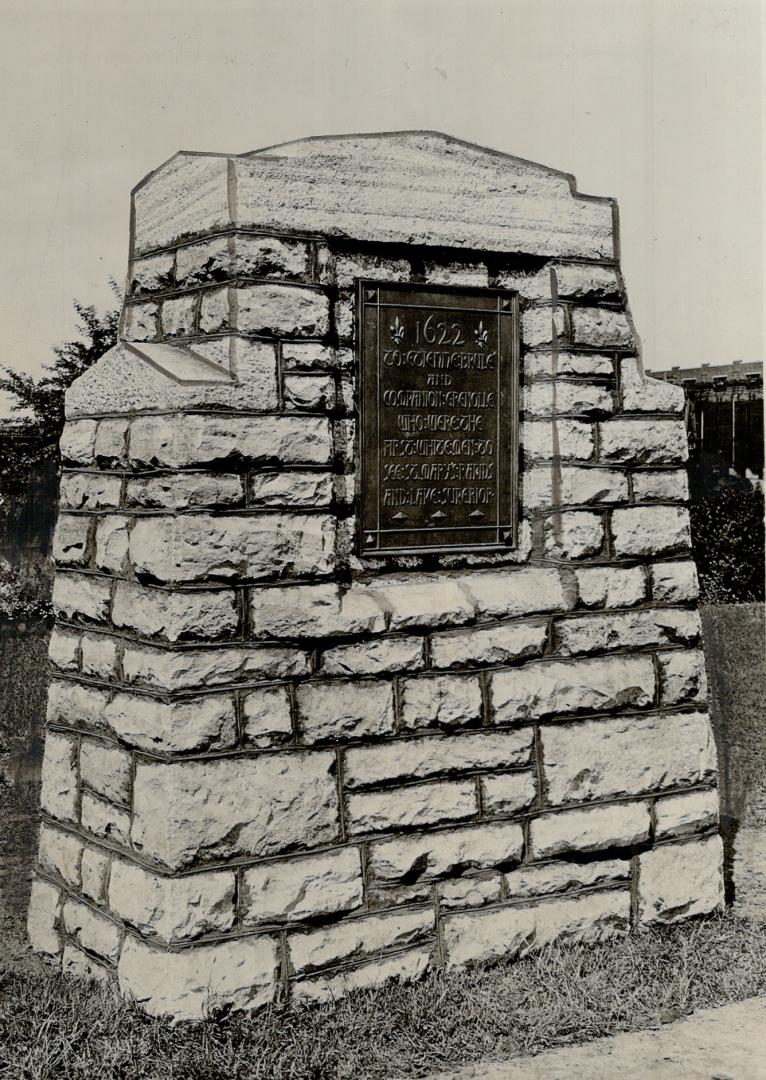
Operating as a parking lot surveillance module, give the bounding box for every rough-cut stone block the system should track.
[126,473,244,510]
[542,711,718,804]
[335,251,410,286]
[632,469,689,503]
[80,846,110,904]
[128,414,332,470]
[524,383,613,418]
[654,788,719,839]
[243,847,363,925]
[600,419,688,465]
[131,751,339,870]
[321,636,425,677]
[39,823,83,886]
[40,732,79,822]
[293,947,431,1004]
[46,679,109,730]
[122,302,158,341]
[399,674,483,731]
[62,944,113,982]
[80,633,118,679]
[93,418,130,465]
[496,267,550,300]
[60,420,98,466]
[481,771,537,815]
[94,515,131,573]
[439,874,504,909]
[370,576,475,631]
[63,899,121,961]
[431,621,548,670]
[638,834,723,924]
[505,857,629,899]
[80,738,132,805]
[174,236,229,283]
[424,260,488,287]
[250,582,386,640]
[658,648,708,705]
[523,420,594,463]
[121,642,309,691]
[530,800,651,859]
[131,252,174,293]
[53,515,92,567]
[118,934,279,1020]
[524,351,613,378]
[178,235,309,284]
[522,306,566,347]
[544,510,604,559]
[555,608,701,656]
[368,821,524,883]
[651,560,699,603]
[459,567,566,621]
[571,308,633,348]
[105,692,237,754]
[282,342,353,371]
[296,679,395,743]
[129,513,335,584]
[491,654,655,723]
[612,507,691,557]
[249,471,333,509]
[242,685,293,747]
[555,264,621,300]
[524,466,627,509]
[621,359,685,413]
[109,860,236,941]
[284,373,335,411]
[81,792,131,847]
[161,294,196,337]
[52,573,111,623]
[344,729,534,789]
[288,908,433,975]
[60,472,123,511]
[444,888,630,967]
[346,779,478,834]
[112,581,238,642]
[228,284,330,337]
[576,566,645,609]
[27,876,62,955]
[48,628,80,672]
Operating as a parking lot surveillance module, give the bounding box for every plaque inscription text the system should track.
[359,282,519,555]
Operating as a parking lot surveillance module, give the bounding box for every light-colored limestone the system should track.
[369,576,475,631]
[367,821,524,883]
[523,420,595,463]
[612,506,691,557]
[282,342,353,371]
[424,260,488,287]
[242,847,363,925]
[438,874,503,909]
[292,946,431,1004]
[60,472,123,511]
[658,648,708,705]
[40,732,79,822]
[296,679,395,743]
[27,877,62,955]
[63,898,122,961]
[524,466,627,509]
[457,567,566,620]
[651,561,699,603]
[555,264,621,300]
[80,633,118,679]
[125,473,244,510]
[94,515,131,573]
[105,692,237,753]
[111,581,238,642]
[81,792,131,847]
[654,788,719,840]
[288,907,433,975]
[522,306,566,347]
[108,860,236,941]
[249,471,333,508]
[52,573,111,623]
[571,308,633,348]
[505,857,630,899]
[555,607,701,656]
[431,621,548,670]
[52,515,92,567]
[121,642,309,691]
[321,636,425,677]
[529,801,651,859]
[346,779,478,834]
[48,628,81,671]
[242,685,293,747]
[62,944,113,982]
[399,674,483,731]
[80,738,132,805]
[600,420,688,465]
[250,582,386,640]
[130,252,174,293]
[524,352,613,378]
[39,823,83,886]
[46,679,110,729]
[631,469,689,503]
[544,511,604,559]
[80,846,111,904]
[93,418,130,465]
[283,373,335,411]
[621,359,685,413]
[481,771,537,815]
[524,383,613,418]
[638,834,723,924]
[576,566,645,608]
[122,302,158,341]
[161,295,196,337]
[60,420,98,465]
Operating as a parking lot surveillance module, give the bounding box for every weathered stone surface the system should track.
[177,234,309,283]
[530,800,651,859]
[249,470,333,508]
[368,821,524,883]
[48,628,80,671]
[161,294,197,337]
[344,729,534,789]
[655,787,719,840]
[296,679,395,743]
[125,473,244,510]
[52,573,111,623]
[93,418,130,465]
[481,771,537,815]
[94,515,131,573]
[544,511,604,559]
[81,792,131,847]
[524,383,613,418]
[39,823,83,886]
[334,251,410,286]
[288,907,433,975]
[555,264,621,300]
[495,267,550,300]
[131,751,339,869]
[321,636,425,677]
[236,284,329,336]
[60,420,98,465]
[123,302,158,341]
[524,352,613,378]
[638,834,723,924]
[112,581,238,642]
[576,566,645,609]
[80,738,132,805]
[444,888,630,967]
[612,507,691,557]
[555,608,701,656]
[632,469,689,502]
[282,342,353,371]
[347,779,478,835]
[600,419,688,465]
[399,674,483,731]
[522,306,566,347]
[80,633,118,679]
[658,648,708,705]
[27,876,62,955]
[242,685,293,746]
[40,732,79,822]
[283,373,335,411]
[131,252,174,293]
[523,419,595,463]
[292,947,431,1004]
[121,642,309,690]
[242,847,363,925]
[424,260,488,287]
[118,934,279,1020]
[129,513,335,583]
[105,692,237,753]
[431,621,548,670]
[109,860,236,941]
[46,679,110,730]
[621,359,685,413]
[370,576,475,631]
[491,654,655,723]
[541,711,718,804]
[571,308,633,348]
[53,515,92,567]
[62,944,113,981]
[459,567,566,620]
[524,466,627,509]
[505,857,630,899]
[60,472,123,510]
[128,414,332,469]
[63,898,121,961]
[80,846,111,904]
[651,560,699,603]
[438,874,503,909]
[250,582,386,640]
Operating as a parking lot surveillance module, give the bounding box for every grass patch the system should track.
[2,911,766,1079]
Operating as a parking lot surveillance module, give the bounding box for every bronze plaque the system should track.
[358,281,519,556]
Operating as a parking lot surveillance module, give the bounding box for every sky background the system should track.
[0,0,762,405]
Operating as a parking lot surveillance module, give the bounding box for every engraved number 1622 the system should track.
[414,314,465,346]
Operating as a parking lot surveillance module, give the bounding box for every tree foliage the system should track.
[690,481,765,604]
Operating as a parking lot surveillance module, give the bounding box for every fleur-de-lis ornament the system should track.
[390,315,405,345]
[474,321,488,349]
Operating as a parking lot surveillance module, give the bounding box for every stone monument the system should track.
[28,132,723,1019]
